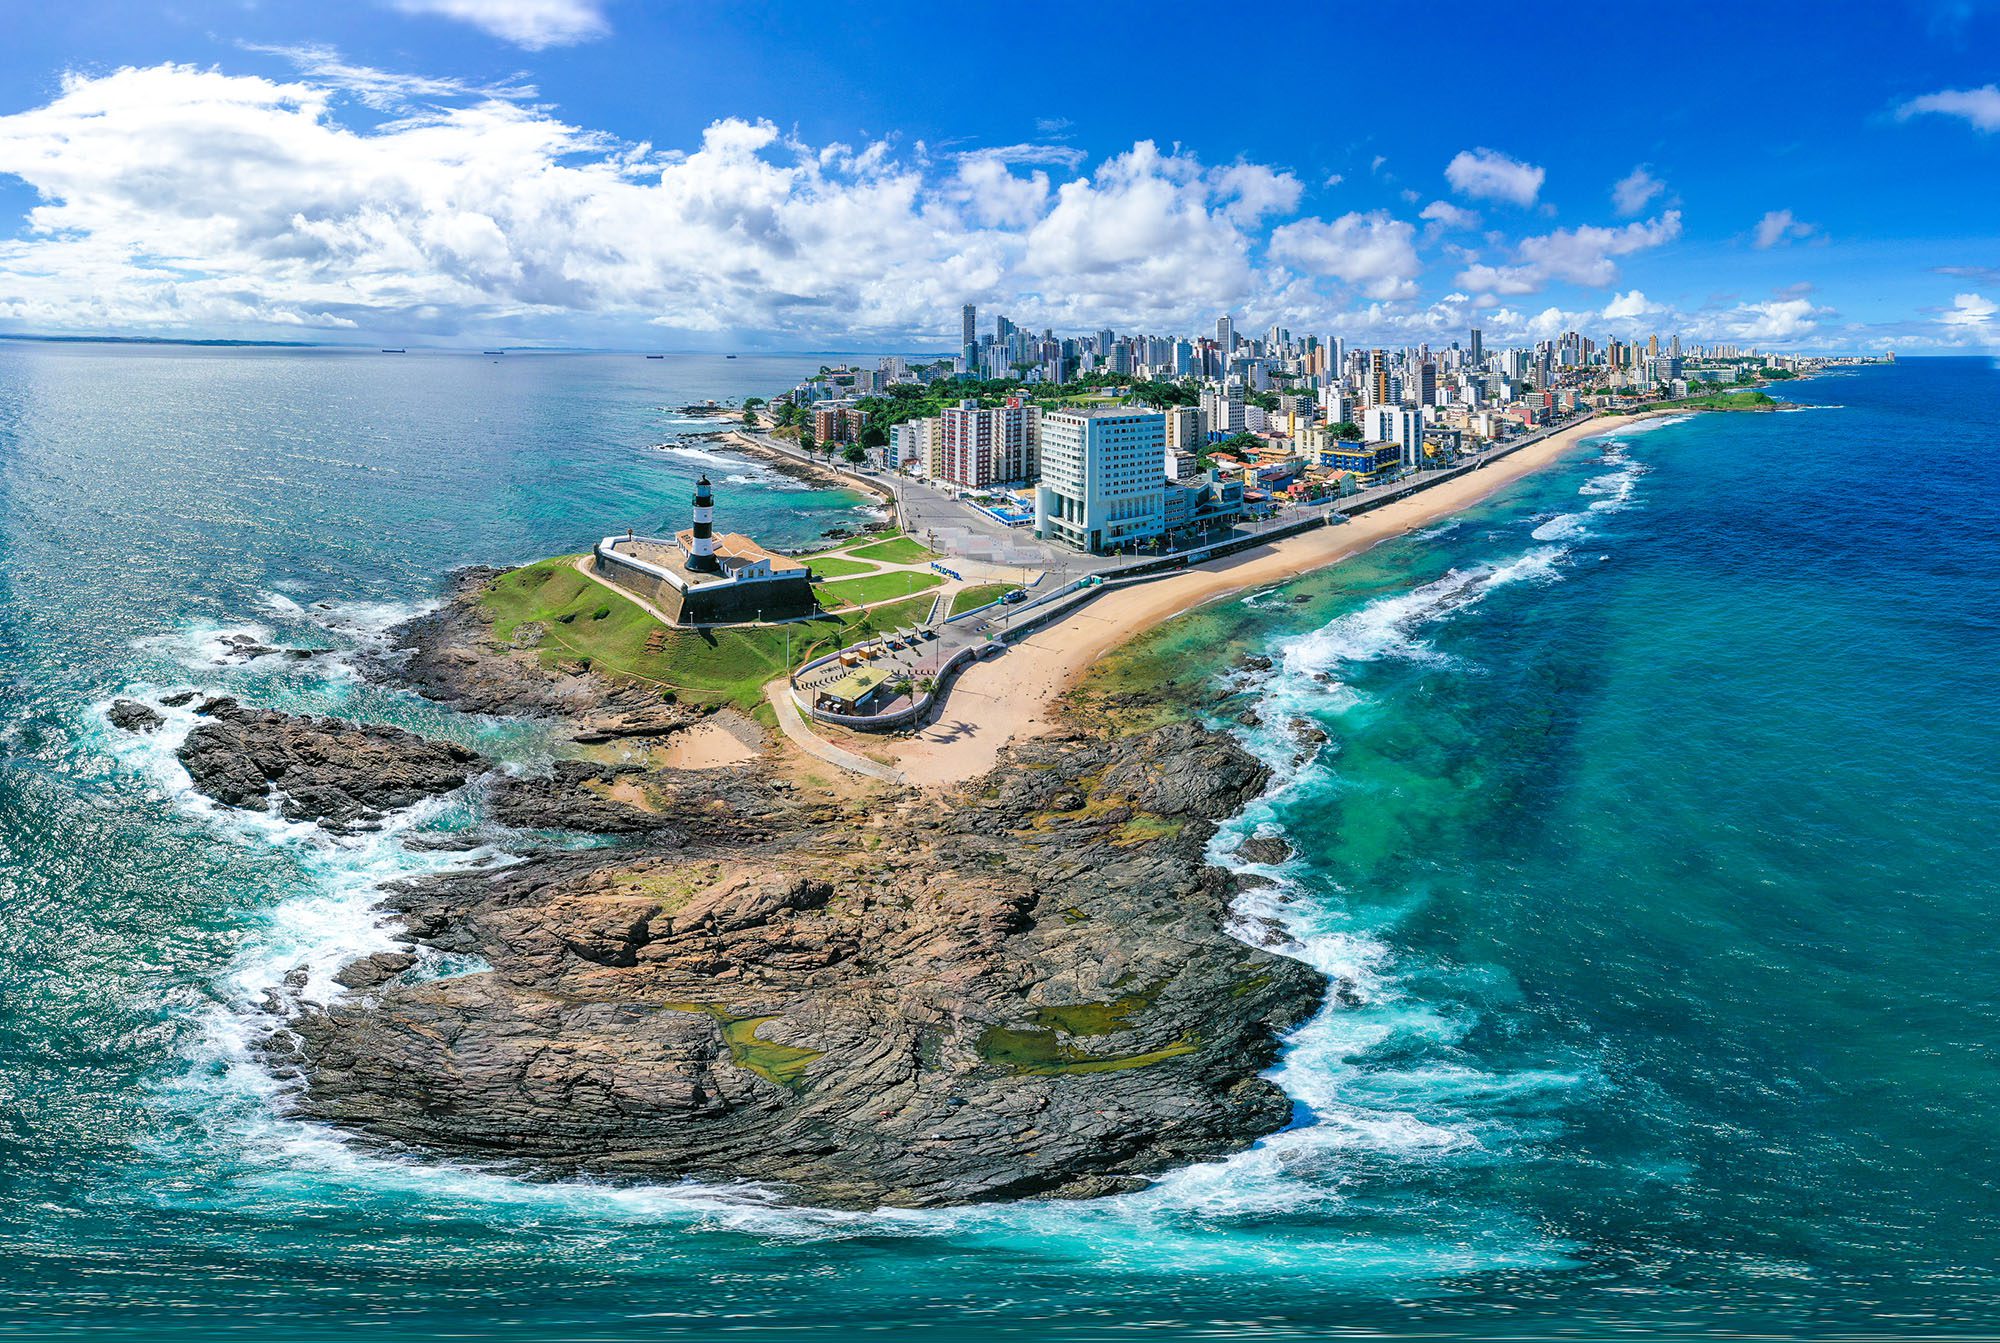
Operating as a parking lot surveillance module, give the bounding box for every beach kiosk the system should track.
[817,667,893,716]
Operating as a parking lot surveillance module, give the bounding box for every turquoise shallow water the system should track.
[1,348,1997,1339]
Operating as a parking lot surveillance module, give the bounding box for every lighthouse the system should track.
[687,475,721,573]
[594,470,814,624]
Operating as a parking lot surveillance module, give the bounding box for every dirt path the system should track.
[764,678,906,783]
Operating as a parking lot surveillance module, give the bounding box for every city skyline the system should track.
[0,1,1997,352]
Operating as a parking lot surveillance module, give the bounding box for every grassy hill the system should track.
[477,556,936,712]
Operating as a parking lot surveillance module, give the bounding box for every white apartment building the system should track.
[1199,386,1245,436]
[1365,404,1424,470]
[1035,408,1167,554]
[937,398,1038,488]
[1164,404,1204,452]
[888,417,937,473]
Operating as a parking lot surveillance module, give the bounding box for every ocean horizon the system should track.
[3,345,1997,1339]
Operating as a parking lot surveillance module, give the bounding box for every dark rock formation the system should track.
[1233,834,1294,867]
[276,719,1324,1209]
[376,568,708,737]
[484,759,780,838]
[176,697,488,830]
[108,699,165,733]
[238,561,1331,1209]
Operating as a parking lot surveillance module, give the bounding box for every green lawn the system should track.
[476,556,928,711]
[813,569,942,608]
[800,555,877,579]
[1619,390,1777,414]
[949,583,1015,616]
[843,593,937,635]
[846,535,937,565]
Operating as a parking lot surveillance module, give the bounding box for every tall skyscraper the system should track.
[961,304,976,348]
[1367,348,1391,407]
[1035,408,1167,554]
[1217,315,1234,357]
[1469,327,1483,365]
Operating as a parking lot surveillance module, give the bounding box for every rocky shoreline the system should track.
[119,567,1328,1208]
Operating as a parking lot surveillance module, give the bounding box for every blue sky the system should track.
[0,0,1995,351]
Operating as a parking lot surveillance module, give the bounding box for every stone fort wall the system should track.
[592,545,814,626]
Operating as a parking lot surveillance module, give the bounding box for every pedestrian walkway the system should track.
[764,677,907,783]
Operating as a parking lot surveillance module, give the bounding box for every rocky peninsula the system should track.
[123,567,1327,1208]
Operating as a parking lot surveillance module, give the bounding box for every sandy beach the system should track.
[888,411,1658,787]
[658,719,762,769]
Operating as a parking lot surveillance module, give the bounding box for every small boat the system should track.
[645,354,664,359]
[726,354,738,359]
[482,350,505,356]
[379,348,405,353]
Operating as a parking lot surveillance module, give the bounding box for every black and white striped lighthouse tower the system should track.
[687,475,721,573]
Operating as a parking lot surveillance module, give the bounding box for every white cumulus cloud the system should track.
[385,0,609,49]
[1897,84,2000,132]
[1267,210,1421,301]
[1726,297,1824,342]
[0,65,1351,342]
[1457,212,1682,295]
[1940,291,1996,326]
[1419,200,1479,231]
[1611,165,1667,216]
[1602,289,1661,320]
[1753,209,1816,248]
[1444,147,1545,207]
[1207,160,1304,226]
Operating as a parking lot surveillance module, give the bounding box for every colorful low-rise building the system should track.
[1318,439,1401,479]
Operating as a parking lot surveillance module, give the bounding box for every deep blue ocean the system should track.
[1,346,1996,1340]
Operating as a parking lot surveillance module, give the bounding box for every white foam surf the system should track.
[118,514,1608,1265]
[1278,546,1565,690]
[1144,480,1642,1238]
[655,442,771,478]
[1606,412,1693,435]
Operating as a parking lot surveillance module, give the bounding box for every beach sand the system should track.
[887,412,1652,788]
[658,716,763,769]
